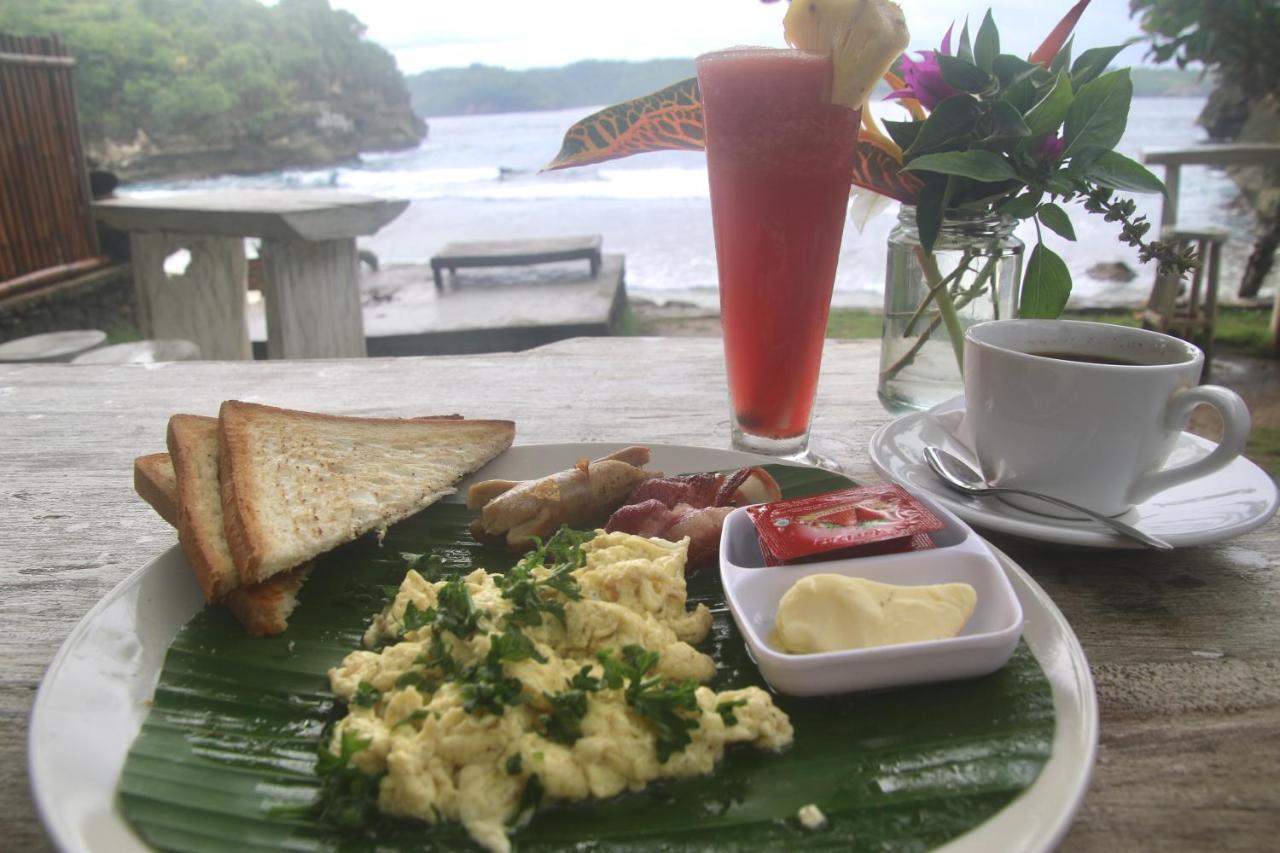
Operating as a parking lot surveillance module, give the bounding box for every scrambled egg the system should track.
[328,531,793,852]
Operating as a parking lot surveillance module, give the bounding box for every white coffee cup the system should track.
[963,320,1251,518]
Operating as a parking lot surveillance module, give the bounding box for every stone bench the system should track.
[0,329,106,363]
[430,235,603,291]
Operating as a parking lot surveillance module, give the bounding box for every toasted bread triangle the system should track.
[218,401,515,584]
[133,447,312,636]
[134,453,179,528]
[168,414,239,602]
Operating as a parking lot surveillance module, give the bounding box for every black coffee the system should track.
[1029,350,1145,366]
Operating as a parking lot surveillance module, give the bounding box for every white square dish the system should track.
[718,495,1024,696]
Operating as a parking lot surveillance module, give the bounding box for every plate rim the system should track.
[29,441,1097,852]
[868,410,1280,548]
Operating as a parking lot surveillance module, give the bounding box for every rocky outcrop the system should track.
[89,99,426,183]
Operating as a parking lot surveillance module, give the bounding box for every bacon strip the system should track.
[604,467,781,570]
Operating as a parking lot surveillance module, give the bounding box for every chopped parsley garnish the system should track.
[394,670,439,692]
[392,708,433,729]
[434,578,482,638]
[406,551,451,581]
[716,699,748,727]
[539,689,590,745]
[598,645,703,763]
[353,680,381,707]
[314,729,382,829]
[488,623,548,665]
[460,657,525,716]
[569,663,609,692]
[498,526,588,627]
[402,600,432,633]
[506,753,523,775]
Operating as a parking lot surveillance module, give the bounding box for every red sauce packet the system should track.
[746,483,944,565]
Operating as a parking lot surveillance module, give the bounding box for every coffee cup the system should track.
[963,320,1251,518]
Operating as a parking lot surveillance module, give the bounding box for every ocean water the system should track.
[135,97,1252,309]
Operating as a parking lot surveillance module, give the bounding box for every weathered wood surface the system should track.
[431,235,603,290]
[1,337,1276,852]
[259,237,366,359]
[129,232,251,360]
[93,191,409,242]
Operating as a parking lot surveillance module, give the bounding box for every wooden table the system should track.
[2,338,1276,851]
[431,235,603,290]
[94,190,408,360]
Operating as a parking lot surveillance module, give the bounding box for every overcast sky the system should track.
[328,0,1151,75]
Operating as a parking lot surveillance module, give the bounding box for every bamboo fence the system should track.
[0,32,103,291]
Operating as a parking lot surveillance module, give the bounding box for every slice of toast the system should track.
[134,453,179,527]
[219,401,515,584]
[133,449,311,636]
[167,414,238,602]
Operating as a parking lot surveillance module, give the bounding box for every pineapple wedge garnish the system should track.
[783,0,910,108]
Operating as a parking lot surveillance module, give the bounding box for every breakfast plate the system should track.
[30,443,1097,852]
[869,399,1280,549]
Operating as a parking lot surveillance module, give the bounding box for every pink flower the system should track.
[886,24,959,111]
[1037,133,1065,161]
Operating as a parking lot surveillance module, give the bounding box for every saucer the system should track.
[868,398,1279,549]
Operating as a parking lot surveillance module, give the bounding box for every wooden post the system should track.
[1161,164,1181,232]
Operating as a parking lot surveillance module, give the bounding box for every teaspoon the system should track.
[923,446,1174,550]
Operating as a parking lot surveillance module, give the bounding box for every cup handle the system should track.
[1129,384,1251,504]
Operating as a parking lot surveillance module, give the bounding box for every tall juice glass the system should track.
[697,48,859,461]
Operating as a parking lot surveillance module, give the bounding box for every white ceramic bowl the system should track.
[718,495,1024,696]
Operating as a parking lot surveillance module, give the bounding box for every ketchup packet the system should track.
[746,483,944,565]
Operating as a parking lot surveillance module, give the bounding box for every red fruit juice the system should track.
[696,49,859,442]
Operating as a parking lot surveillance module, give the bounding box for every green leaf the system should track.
[1071,44,1129,88]
[1050,35,1074,77]
[957,19,974,64]
[1020,243,1073,318]
[115,468,1054,851]
[1036,203,1077,241]
[882,118,921,151]
[1022,70,1073,139]
[974,10,1000,73]
[1001,76,1039,114]
[1083,150,1167,194]
[992,54,1038,87]
[937,54,993,94]
[905,150,1017,183]
[983,101,1032,140]
[1062,69,1132,159]
[1000,191,1044,219]
[915,178,947,255]
[903,94,983,157]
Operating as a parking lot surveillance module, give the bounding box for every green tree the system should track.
[1131,0,1280,299]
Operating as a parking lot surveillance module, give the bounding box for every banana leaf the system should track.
[118,464,1053,851]
[544,78,925,205]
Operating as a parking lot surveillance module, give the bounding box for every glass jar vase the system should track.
[877,205,1024,413]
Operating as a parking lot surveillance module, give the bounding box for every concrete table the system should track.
[94,191,408,360]
[2,338,1278,851]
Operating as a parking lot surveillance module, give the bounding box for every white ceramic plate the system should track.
[29,443,1097,853]
[869,403,1280,549]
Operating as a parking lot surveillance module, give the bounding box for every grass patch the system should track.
[1246,426,1280,481]
[827,308,883,339]
[1063,306,1275,357]
[106,324,144,344]
[613,304,649,336]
